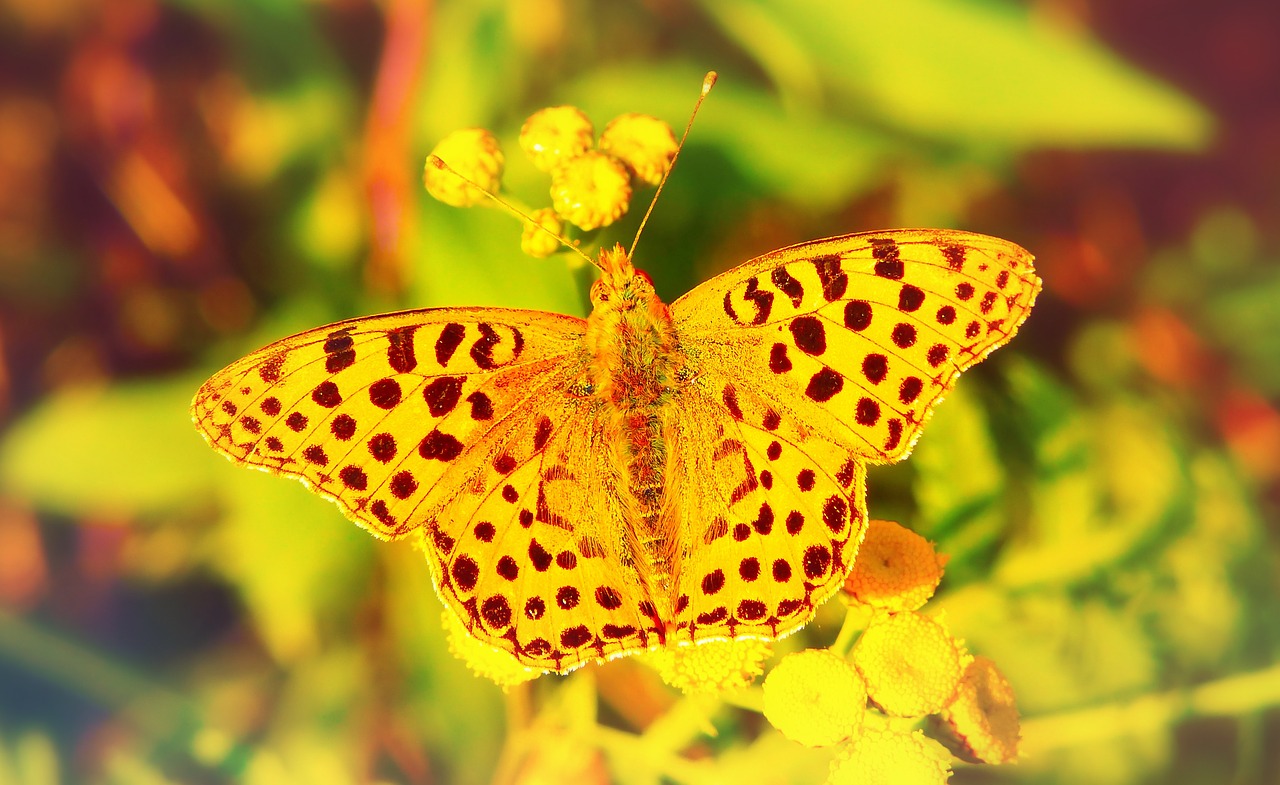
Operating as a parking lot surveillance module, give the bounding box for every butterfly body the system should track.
[193,229,1039,673]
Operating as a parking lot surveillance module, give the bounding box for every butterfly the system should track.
[192,230,1039,674]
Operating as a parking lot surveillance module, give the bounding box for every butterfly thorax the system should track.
[585,246,682,593]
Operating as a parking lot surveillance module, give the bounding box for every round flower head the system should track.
[441,610,539,688]
[598,113,678,186]
[519,105,594,172]
[852,611,962,718]
[844,520,948,612]
[762,649,867,747]
[827,728,953,785]
[424,128,504,208]
[939,656,1020,764]
[520,207,565,259]
[646,638,771,695]
[550,151,632,231]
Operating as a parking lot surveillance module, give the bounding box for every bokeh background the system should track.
[1,0,1278,783]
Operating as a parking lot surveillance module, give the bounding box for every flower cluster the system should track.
[424,106,677,258]
[761,520,1021,784]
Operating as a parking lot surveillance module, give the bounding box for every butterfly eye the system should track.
[634,269,654,286]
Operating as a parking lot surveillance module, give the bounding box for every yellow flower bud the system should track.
[441,610,540,688]
[827,728,953,785]
[939,656,1020,764]
[844,520,948,612]
[852,611,962,718]
[598,113,678,186]
[646,638,771,695]
[424,128,504,207]
[519,105,594,172]
[762,649,867,747]
[549,151,632,231]
[520,207,565,258]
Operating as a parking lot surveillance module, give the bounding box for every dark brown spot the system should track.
[823,495,847,533]
[701,570,725,595]
[966,320,982,339]
[836,459,857,488]
[722,291,739,321]
[265,436,283,452]
[927,343,950,367]
[844,300,873,331]
[936,305,956,325]
[773,559,792,582]
[369,378,401,409]
[813,254,848,300]
[805,367,843,402]
[260,397,282,416]
[222,400,237,416]
[481,596,511,628]
[733,523,751,542]
[722,384,744,420]
[899,377,923,404]
[891,323,917,348]
[769,343,792,374]
[898,284,925,312]
[431,525,454,554]
[753,503,775,535]
[556,586,580,610]
[467,391,494,420]
[556,551,577,570]
[862,353,888,384]
[777,598,803,617]
[803,545,831,578]
[525,597,546,620]
[595,586,622,609]
[474,522,495,542]
[885,419,904,452]
[943,245,966,271]
[240,415,261,434]
[873,253,904,281]
[696,607,728,626]
[704,517,729,544]
[423,377,463,417]
[370,500,396,529]
[797,470,815,492]
[339,466,367,490]
[529,539,553,571]
[523,638,550,656]
[996,270,1010,289]
[386,325,419,373]
[303,445,328,465]
[325,347,355,374]
[419,429,463,461]
[533,417,552,451]
[390,470,418,499]
[739,558,760,581]
[286,412,308,432]
[312,381,342,408]
[560,625,592,648]
[766,441,782,461]
[519,510,533,527]
[789,316,826,356]
[435,323,465,367]
[771,266,805,306]
[501,484,518,503]
[763,409,781,430]
[259,355,284,383]
[956,282,975,301]
[856,397,881,426]
[368,432,396,462]
[741,277,774,325]
[469,323,501,369]
[495,556,519,580]
[602,624,636,639]
[451,556,479,591]
[760,470,773,489]
[330,414,357,440]
[493,453,517,474]
[736,599,768,621]
[980,291,998,314]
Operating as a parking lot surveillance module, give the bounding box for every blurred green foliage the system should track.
[1,0,1278,783]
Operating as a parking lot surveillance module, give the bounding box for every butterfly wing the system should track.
[192,309,656,672]
[663,229,1039,641]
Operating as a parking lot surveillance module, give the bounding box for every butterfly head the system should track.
[591,244,659,311]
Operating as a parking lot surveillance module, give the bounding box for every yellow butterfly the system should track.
[192,228,1039,674]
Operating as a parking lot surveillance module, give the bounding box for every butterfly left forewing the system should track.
[671,229,1040,465]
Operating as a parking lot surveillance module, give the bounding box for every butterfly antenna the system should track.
[426,155,596,268]
[627,71,717,260]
